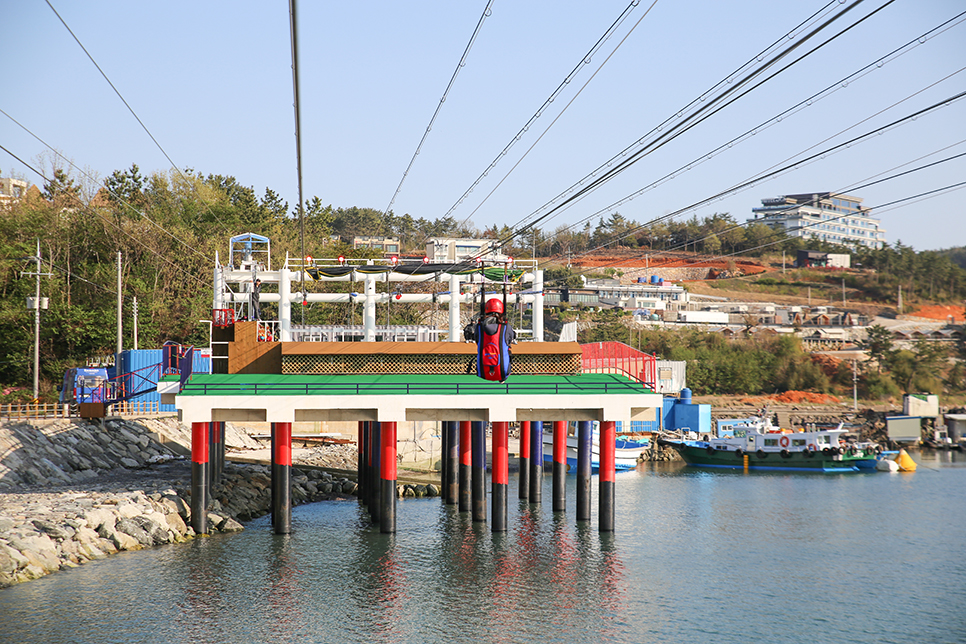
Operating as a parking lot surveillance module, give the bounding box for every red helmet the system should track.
[485,298,504,314]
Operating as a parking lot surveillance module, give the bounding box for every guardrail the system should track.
[0,403,73,419]
[0,401,170,420]
[184,380,651,397]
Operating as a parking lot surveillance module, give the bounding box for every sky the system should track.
[2,0,965,254]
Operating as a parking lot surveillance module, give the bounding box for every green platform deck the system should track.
[164,373,662,424]
[168,373,652,397]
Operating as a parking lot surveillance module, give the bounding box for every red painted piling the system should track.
[380,421,397,534]
[273,422,292,535]
[552,420,567,513]
[459,421,471,512]
[599,420,616,532]
[492,421,508,532]
[191,422,209,535]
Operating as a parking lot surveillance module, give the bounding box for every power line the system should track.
[44,0,233,237]
[538,150,966,289]
[0,107,214,265]
[383,0,496,219]
[531,11,966,245]
[467,0,873,264]
[0,140,211,290]
[438,0,657,237]
[560,84,966,264]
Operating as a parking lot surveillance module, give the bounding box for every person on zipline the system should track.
[469,297,514,381]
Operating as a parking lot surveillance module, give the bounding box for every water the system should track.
[2,452,965,644]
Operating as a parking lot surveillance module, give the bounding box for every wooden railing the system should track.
[0,401,170,420]
[0,403,73,419]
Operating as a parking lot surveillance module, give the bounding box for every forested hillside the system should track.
[2,163,964,402]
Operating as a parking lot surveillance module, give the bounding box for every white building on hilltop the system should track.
[749,192,886,249]
[0,177,28,207]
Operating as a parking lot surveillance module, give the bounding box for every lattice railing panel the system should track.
[282,352,580,376]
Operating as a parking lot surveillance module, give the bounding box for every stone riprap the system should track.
[0,417,363,589]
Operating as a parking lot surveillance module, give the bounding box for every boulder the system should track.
[132,515,171,546]
[84,508,117,532]
[31,519,74,541]
[115,518,153,547]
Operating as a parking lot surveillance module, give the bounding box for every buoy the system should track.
[895,449,917,472]
[876,458,899,472]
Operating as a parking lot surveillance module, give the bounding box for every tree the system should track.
[856,324,894,372]
[104,164,147,213]
[42,168,81,207]
[262,188,288,223]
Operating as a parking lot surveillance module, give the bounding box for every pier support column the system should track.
[459,421,471,512]
[272,422,292,535]
[370,422,381,522]
[518,421,530,500]
[440,420,449,495]
[358,421,367,504]
[209,421,224,485]
[208,422,215,490]
[471,421,486,523]
[492,421,508,532]
[445,421,459,505]
[529,421,543,504]
[190,422,209,535]
[576,420,592,522]
[380,421,397,534]
[552,420,567,513]
[599,420,616,532]
[217,422,226,483]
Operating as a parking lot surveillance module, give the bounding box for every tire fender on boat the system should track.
[756,449,767,459]
[706,445,715,455]
[735,449,743,459]
[780,449,791,458]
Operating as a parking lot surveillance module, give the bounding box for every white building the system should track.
[426,237,507,263]
[0,177,28,207]
[749,192,885,249]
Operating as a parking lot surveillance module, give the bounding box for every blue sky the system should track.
[2,0,964,252]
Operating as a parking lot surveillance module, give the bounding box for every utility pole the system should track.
[842,278,846,306]
[851,359,858,411]
[116,252,123,359]
[132,296,139,351]
[22,239,51,401]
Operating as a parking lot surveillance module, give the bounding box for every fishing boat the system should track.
[658,411,880,473]
[542,422,647,471]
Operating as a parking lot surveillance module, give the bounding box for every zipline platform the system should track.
[166,373,660,425]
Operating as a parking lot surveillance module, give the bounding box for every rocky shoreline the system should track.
[0,417,370,589]
[2,416,669,590]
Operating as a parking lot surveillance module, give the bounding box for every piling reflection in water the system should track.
[5,459,963,643]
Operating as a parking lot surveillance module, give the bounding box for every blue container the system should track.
[674,403,711,435]
[650,275,659,284]
[116,348,210,412]
[680,388,692,405]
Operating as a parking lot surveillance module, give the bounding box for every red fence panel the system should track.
[580,342,656,389]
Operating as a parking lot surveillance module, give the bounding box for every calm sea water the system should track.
[1,452,964,644]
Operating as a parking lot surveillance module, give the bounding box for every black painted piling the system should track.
[576,420,592,522]
[529,421,543,504]
[272,422,292,535]
[518,421,530,500]
[191,421,208,535]
[471,421,486,523]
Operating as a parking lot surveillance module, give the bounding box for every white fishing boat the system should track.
[541,422,647,471]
